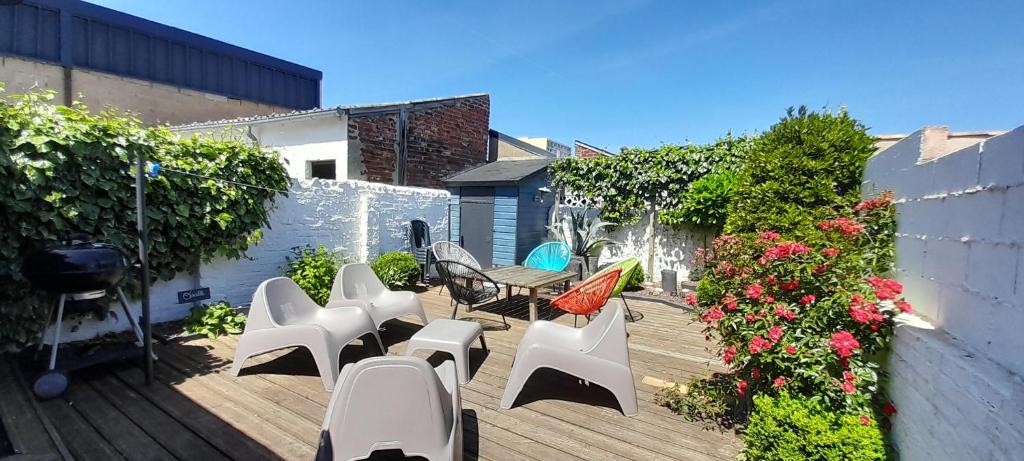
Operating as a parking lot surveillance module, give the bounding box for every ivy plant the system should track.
[0,86,290,348]
[549,134,754,227]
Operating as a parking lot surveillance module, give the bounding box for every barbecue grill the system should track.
[22,235,147,398]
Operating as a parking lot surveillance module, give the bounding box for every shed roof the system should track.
[444,159,553,186]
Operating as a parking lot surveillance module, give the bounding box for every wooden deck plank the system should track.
[0,359,61,459]
[1,285,740,461]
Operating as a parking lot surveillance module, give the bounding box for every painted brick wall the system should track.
[406,95,490,188]
[574,141,610,159]
[48,180,449,343]
[862,125,1024,461]
[347,95,490,188]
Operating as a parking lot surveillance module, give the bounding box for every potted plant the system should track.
[548,208,617,279]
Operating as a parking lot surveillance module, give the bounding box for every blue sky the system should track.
[93,0,1024,150]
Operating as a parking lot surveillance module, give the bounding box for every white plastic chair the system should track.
[326,263,428,329]
[316,356,462,461]
[231,277,385,392]
[499,300,638,416]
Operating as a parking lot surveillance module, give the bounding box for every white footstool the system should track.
[405,319,486,384]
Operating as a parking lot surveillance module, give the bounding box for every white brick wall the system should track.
[48,180,449,342]
[863,125,1024,460]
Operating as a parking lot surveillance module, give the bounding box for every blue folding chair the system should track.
[523,242,571,272]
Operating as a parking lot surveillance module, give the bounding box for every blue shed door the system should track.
[459,187,494,268]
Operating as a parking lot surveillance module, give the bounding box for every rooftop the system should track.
[444,159,554,186]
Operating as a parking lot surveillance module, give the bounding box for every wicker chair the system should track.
[435,260,508,329]
[431,242,481,295]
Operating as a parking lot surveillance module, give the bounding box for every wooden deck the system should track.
[1,287,741,461]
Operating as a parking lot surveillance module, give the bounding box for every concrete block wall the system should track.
[49,180,449,343]
[862,125,1024,460]
[1,55,291,125]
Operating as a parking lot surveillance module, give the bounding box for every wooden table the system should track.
[483,266,578,322]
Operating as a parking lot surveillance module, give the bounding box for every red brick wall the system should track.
[575,141,609,159]
[348,113,399,184]
[347,95,490,188]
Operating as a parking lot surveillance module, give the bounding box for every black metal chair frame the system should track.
[409,220,432,283]
[435,260,509,329]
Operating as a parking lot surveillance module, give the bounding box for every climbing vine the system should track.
[0,86,290,348]
[549,134,754,227]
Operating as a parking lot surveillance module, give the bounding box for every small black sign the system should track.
[177,287,211,304]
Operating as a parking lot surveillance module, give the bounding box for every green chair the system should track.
[590,258,642,322]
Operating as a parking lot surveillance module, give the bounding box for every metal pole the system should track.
[135,152,154,385]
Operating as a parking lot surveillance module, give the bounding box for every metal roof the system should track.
[172,93,489,131]
[444,159,553,186]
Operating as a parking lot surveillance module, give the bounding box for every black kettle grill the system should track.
[22,235,147,398]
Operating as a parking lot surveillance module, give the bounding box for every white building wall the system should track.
[559,208,713,282]
[861,126,1024,461]
[48,180,449,343]
[175,114,349,180]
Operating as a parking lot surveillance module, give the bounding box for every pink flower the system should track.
[800,295,816,305]
[774,304,796,321]
[758,231,781,242]
[829,331,861,358]
[854,191,893,212]
[683,292,698,306]
[841,381,856,394]
[868,276,903,300]
[860,416,872,425]
[896,299,913,313]
[839,357,849,367]
[883,402,897,416]
[748,336,773,354]
[773,376,786,388]
[737,380,747,396]
[780,280,799,291]
[722,294,739,311]
[752,368,762,379]
[746,283,764,301]
[849,294,884,324]
[819,217,864,235]
[701,306,725,324]
[843,370,856,383]
[821,248,841,257]
[785,344,797,355]
[762,295,775,304]
[759,241,813,264]
[768,326,784,343]
[723,346,736,365]
[745,314,756,323]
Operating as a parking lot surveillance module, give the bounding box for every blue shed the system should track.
[444,159,555,268]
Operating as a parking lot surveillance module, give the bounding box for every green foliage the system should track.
[744,392,888,461]
[549,208,617,257]
[282,245,344,306]
[371,252,421,289]
[550,134,754,226]
[183,301,247,339]
[656,374,745,428]
[725,107,876,235]
[625,264,645,290]
[0,86,289,348]
[662,172,737,228]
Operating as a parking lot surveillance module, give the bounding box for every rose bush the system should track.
[687,191,905,418]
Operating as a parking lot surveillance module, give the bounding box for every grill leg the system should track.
[116,287,145,345]
[47,294,66,370]
[37,297,60,352]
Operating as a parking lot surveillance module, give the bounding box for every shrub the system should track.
[282,245,344,306]
[744,392,887,461]
[0,86,289,347]
[662,171,737,228]
[683,197,904,415]
[725,107,876,235]
[371,252,421,289]
[550,134,754,226]
[625,264,645,290]
[184,301,246,339]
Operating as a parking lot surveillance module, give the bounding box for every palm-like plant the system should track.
[549,208,617,272]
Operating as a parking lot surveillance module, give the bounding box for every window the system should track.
[309,160,337,180]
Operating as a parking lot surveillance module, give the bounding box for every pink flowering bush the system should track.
[680,191,905,419]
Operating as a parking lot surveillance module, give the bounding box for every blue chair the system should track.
[524,242,571,272]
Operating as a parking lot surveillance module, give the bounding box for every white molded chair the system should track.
[499,300,638,416]
[231,277,385,392]
[326,263,428,329]
[315,356,462,461]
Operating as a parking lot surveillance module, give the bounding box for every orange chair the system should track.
[550,269,622,327]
